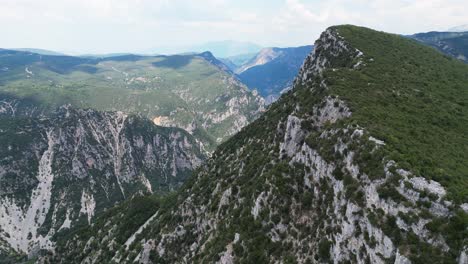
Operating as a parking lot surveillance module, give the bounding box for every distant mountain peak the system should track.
[197,51,234,75]
[236,45,314,101]
[236,47,283,73]
[447,24,468,32]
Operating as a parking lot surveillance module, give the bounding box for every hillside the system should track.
[0,96,204,259]
[49,26,468,263]
[237,46,313,103]
[0,50,264,152]
[408,31,468,63]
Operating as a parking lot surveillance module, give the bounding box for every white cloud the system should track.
[0,0,467,53]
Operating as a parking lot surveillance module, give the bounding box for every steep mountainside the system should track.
[50,25,468,264]
[219,53,258,72]
[0,96,204,260]
[0,50,264,151]
[237,46,313,103]
[408,31,468,63]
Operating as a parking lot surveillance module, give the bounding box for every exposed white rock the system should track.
[233,233,240,244]
[124,211,159,249]
[295,28,362,86]
[409,177,446,198]
[369,136,385,145]
[58,209,72,231]
[251,191,267,220]
[107,111,128,197]
[279,115,305,157]
[461,203,468,213]
[458,247,467,264]
[133,239,155,264]
[25,67,34,76]
[0,100,18,116]
[219,243,234,264]
[394,250,412,264]
[313,96,351,126]
[79,191,96,224]
[217,187,232,214]
[0,130,56,253]
[140,174,153,193]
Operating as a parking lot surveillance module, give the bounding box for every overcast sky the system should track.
[1,0,467,54]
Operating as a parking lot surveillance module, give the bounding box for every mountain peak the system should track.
[197,50,235,75]
[49,25,468,263]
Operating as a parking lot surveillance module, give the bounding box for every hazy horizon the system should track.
[1,0,468,55]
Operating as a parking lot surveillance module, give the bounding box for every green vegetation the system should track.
[46,25,468,263]
[409,31,468,63]
[327,25,468,203]
[0,51,261,151]
[318,239,332,261]
[55,194,162,263]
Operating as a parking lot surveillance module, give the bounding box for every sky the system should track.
[1,0,467,54]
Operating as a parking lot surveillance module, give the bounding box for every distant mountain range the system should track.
[0,49,264,152]
[222,45,313,103]
[408,31,468,63]
[9,48,66,56]
[147,40,263,58]
[447,24,468,32]
[219,53,257,71]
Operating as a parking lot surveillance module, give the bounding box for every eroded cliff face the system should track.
[49,27,467,264]
[154,72,265,148]
[0,105,204,256]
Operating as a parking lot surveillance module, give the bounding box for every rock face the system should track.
[48,26,467,264]
[0,102,204,256]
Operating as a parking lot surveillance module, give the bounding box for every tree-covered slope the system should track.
[408,31,468,63]
[50,25,467,263]
[333,26,468,203]
[0,50,264,151]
